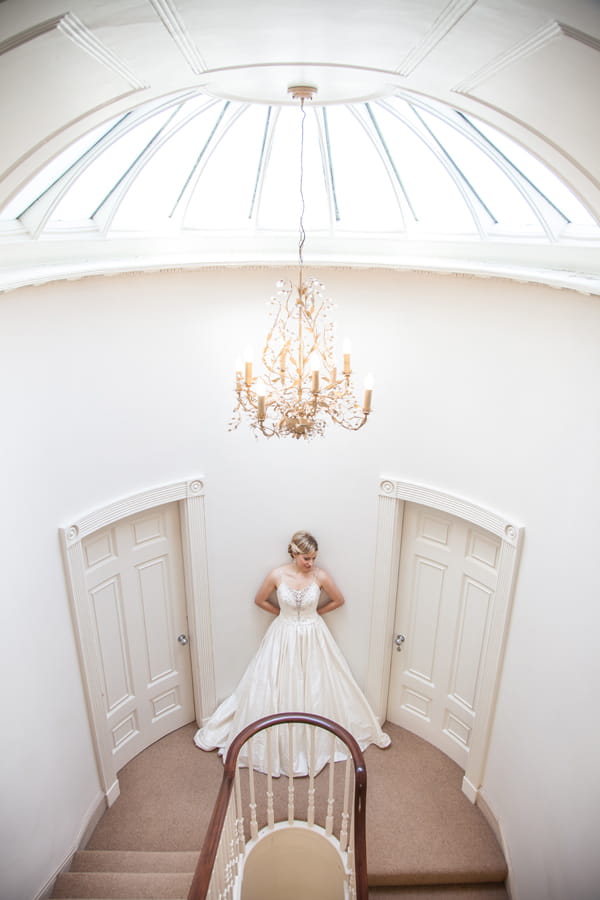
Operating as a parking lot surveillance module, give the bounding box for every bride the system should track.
[193,530,390,775]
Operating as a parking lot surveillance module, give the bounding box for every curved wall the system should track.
[1,267,599,900]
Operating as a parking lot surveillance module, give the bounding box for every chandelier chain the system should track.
[298,97,306,269]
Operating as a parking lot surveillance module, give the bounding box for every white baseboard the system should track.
[461,774,478,803]
[32,790,106,900]
[476,788,514,900]
[80,791,108,847]
[106,777,120,807]
[476,789,501,845]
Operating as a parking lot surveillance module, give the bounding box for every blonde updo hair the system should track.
[288,530,318,559]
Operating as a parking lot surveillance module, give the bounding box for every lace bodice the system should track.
[277,578,320,622]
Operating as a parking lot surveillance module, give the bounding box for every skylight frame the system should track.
[1,88,597,255]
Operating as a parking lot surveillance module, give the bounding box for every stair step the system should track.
[367,834,507,888]
[369,886,509,899]
[51,871,192,899]
[367,858,507,886]
[69,850,198,873]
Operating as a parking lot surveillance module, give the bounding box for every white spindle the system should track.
[349,865,357,900]
[213,828,225,900]
[234,764,245,854]
[325,732,336,835]
[307,725,316,827]
[287,723,295,824]
[340,756,352,850]
[225,796,239,898]
[247,739,259,840]
[223,807,232,899]
[221,821,230,900]
[347,800,356,897]
[266,727,275,828]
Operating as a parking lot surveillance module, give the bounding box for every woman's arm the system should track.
[254,569,280,615]
[316,569,345,615]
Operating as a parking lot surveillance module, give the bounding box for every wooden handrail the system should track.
[187,711,368,900]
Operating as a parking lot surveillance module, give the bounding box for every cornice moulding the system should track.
[453,20,600,96]
[1,240,599,296]
[0,13,148,89]
[396,0,478,77]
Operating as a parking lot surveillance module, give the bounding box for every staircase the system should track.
[52,834,509,900]
[52,850,196,898]
[52,853,508,900]
[50,723,509,900]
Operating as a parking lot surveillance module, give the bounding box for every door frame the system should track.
[366,477,523,803]
[60,478,216,806]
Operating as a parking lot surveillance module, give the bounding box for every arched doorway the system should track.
[366,479,522,802]
[61,478,215,805]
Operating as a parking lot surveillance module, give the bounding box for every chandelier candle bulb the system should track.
[310,353,320,393]
[243,348,253,387]
[363,373,374,413]
[256,379,267,420]
[235,358,243,390]
[343,339,352,375]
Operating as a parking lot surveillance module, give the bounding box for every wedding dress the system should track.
[193,571,390,776]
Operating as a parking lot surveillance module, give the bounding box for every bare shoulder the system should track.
[315,567,331,586]
[267,565,285,586]
[315,568,344,606]
[276,563,294,582]
[255,566,281,601]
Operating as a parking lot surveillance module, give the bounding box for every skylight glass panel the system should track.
[184,104,269,230]
[0,116,122,220]
[324,105,404,232]
[111,101,232,230]
[416,109,542,230]
[373,103,477,233]
[3,86,597,263]
[462,115,597,226]
[49,109,173,222]
[162,94,219,131]
[257,106,330,232]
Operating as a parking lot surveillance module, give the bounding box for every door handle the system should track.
[394,633,406,652]
[177,634,189,646]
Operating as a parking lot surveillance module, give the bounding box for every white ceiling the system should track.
[1,0,599,292]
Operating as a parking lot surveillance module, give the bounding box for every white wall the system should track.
[0,267,599,900]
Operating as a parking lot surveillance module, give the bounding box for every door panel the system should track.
[82,503,195,772]
[387,505,500,768]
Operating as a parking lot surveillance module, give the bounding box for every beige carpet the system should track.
[86,722,507,888]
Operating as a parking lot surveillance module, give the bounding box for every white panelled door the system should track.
[81,502,195,772]
[387,504,501,769]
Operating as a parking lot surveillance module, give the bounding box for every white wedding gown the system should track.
[193,573,390,776]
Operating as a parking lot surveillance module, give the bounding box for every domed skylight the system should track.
[3,89,596,246]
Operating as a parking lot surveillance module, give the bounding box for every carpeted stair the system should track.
[50,723,509,899]
[51,846,509,900]
[51,850,195,898]
[369,888,508,899]
[52,857,509,900]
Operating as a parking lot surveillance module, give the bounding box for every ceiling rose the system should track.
[198,62,402,105]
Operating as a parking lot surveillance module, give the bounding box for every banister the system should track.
[187,711,368,900]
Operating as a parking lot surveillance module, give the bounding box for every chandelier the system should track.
[230,85,373,440]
